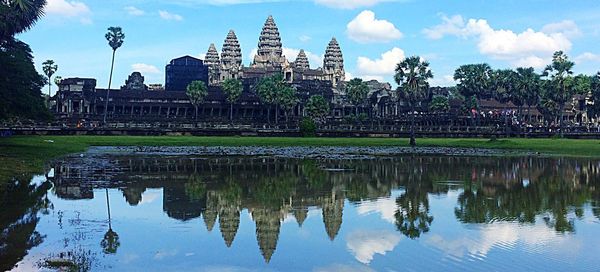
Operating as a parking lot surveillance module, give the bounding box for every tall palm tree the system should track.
[42,59,57,107]
[0,0,46,41]
[101,188,120,254]
[395,56,434,147]
[103,26,125,124]
[345,78,369,117]
[492,69,518,137]
[186,80,208,120]
[515,67,541,124]
[221,78,243,122]
[542,51,575,136]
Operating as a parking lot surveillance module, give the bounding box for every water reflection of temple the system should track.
[48,155,600,262]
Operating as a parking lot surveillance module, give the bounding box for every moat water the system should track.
[2,154,600,271]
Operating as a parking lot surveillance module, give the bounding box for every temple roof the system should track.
[294,50,310,70]
[205,43,220,67]
[221,30,242,69]
[324,37,344,70]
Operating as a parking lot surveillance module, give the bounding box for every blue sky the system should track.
[18,0,600,93]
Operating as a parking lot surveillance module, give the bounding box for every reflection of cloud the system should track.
[154,249,178,260]
[200,266,266,272]
[355,197,397,223]
[140,191,160,205]
[427,223,577,258]
[346,230,401,264]
[313,263,375,272]
[121,253,139,264]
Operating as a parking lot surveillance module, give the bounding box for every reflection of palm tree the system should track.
[394,191,433,239]
[101,189,120,254]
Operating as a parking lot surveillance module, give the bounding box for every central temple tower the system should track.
[252,15,288,69]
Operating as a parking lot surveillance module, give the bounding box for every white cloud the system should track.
[541,20,582,38]
[159,10,184,21]
[125,6,145,16]
[429,75,456,87]
[356,47,405,79]
[422,14,467,40]
[575,52,600,64]
[45,0,92,24]
[346,230,402,264]
[347,10,403,43]
[423,15,576,68]
[283,48,323,68]
[131,63,161,74]
[299,35,312,42]
[355,197,397,224]
[315,0,396,9]
[426,222,576,258]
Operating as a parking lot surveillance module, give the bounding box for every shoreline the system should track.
[3,135,600,183]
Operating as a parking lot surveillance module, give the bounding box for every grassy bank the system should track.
[2,135,600,182]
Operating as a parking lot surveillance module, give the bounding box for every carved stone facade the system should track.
[220,30,243,81]
[204,16,346,88]
[122,72,146,91]
[252,15,288,69]
[323,38,345,86]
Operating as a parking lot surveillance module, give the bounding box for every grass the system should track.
[2,135,600,183]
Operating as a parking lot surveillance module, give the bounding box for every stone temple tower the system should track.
[323,37,345,86]
[221,30,243,81]
[205,43,220,85]
[294,50,310,70]
[253,15,288,69]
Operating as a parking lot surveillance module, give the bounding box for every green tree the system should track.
[305,95,330,124]
[0,0,46,42]
[454,63,493,112]
[221,78,243,122]
[42,59,57,106]
[186,80,208,120]
[395,56,434,147]
[492,69,518,136]
[345,78,369,117]
[542,51,575,135]
[515,67,541,123]
[588,72,600,120]
[102,26,125,124]
[101,189,120,254]
[0,38,49,121]
[277,84,297,123]
[256,74,293,124]
[53,75,62,87]
[429,95,449,113]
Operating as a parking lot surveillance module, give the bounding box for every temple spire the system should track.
[205,43,221,85]
[221,30,242,80]
[294,50,310,70]
[252,15,287,68]
[323,37,345,86]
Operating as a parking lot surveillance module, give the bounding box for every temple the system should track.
[205,15,345,86]
[53,15,351,125]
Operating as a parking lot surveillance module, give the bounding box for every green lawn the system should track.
[2,135,600,183]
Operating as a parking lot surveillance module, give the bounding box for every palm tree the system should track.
[0,0,46,41]
[345,78,369,117]
[103,26,125,124]
[395,56,434,147]
[186,80,208,120]
[53,75,62,86]
[101,188,120,254]
[515,67,541,124]
[221,78,243,122]
[492,69,518,137]
[542,51,575,136]
[454,63,493,126]
[42,59,57,107]
[305,95,330,124]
